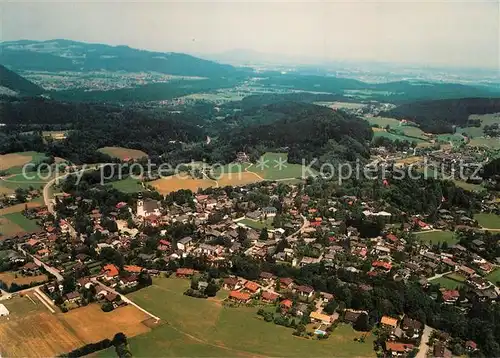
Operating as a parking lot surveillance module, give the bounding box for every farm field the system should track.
[0,152,48,173]
[98,146,148,160]
[469,137,500,149]
[42,130,67,140]
[430,276,465,289]
[0,271,48,286]
[110,177,145,193]
[246,152,311,180]
[151,175,215,195]
[414,230,458,245]
[314,101,366,110]
[0,296,83,357]
[58,304,151,343]
[0,295,154,357]
[122,277,375,357]
[0,200,43,216]
[474,213,500,229]
[0,171,54,194]
[2,212,41,232]
[458,113,500,138]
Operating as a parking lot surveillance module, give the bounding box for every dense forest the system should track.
[0,97,372,166]
[0,65,43,96]
[381,98,500,133]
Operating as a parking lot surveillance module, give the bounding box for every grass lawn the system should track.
[414,230,458,245]
[248,152,312,180]
[446,273,466,282]
[122,277,375,357]
[452,180,485,192]
[474,213,500,229]
[430,276,464,289]
[110,177,145,193]
[469,137,500,149]
[238,217,274,230]
[1,212,41,232]
[486,269,500,284]
[2,152,49,175]
[0,171,53,193]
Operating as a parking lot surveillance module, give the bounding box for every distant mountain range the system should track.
[0,39,248,78]
[0,64,43,96]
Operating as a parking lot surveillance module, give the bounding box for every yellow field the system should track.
[0,153,33,171]
[151,176,215,194]
[0,217,23,238]
[98,147,148,160]
[0,272,48,286]
[0,296,83,357]
[58,304,151,342]
[151,172,264,195]
[0,297,152,357]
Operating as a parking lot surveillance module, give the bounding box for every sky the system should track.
[2,0,499,69]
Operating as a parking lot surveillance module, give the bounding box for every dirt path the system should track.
[244,164,265,181]
[416,325,432,358]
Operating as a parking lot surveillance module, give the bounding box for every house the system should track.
[372,260,392,271]
[295,285,314,299]
[77,277,92,289]
[64,291,81,304]
[380,316,399,330]
[21,262,40,274]
[120,275,138,288]
[229,290,251,303]
[244,281,260,294]
[177,237,194,251]
[102,264,119,280]
[280,299,293,311]
[401,317,422,338]
[261,291,279,303]
[309,311,333,325]
[259,272,276,284]
[223,277,240,290]
[279,277,294,289]
[176,268,196,278]
[157,239,171,252]
[442,290,460,303]
[105,292,119,303]
[385,341,414,356]
[465,341,477,352]
[433,342,452,358]
[344,309,364,324]
[124,265,143,274]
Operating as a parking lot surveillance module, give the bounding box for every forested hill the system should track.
[0,39,248,78]
[217,102,373,164]
[380,97,500,133]
[0,65,43,96]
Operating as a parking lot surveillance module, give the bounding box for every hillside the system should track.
[0,65,43,96]
[261,74,500,103]
[0,39,247,78]
[217,102,373,165]
[381,97,500,133]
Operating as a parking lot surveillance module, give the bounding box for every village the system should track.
[1,162,499,357]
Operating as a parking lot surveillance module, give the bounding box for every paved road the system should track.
[427,271,453,282]
[90,278,161,322]
[286,214,309,241]
[17,244,64,281]
[416,325,433,358]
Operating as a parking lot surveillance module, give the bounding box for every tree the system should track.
[205,282,218,297]
[259,228,269,241]
[353,312,371,332]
